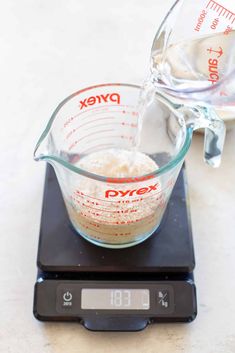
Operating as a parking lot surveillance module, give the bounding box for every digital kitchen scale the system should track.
[33,164,197,331]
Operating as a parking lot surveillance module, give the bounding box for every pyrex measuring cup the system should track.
[151,0,235,107]
[34,83,223,249]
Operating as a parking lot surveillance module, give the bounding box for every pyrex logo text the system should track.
[80,93,120,110]
[105,183,159,198]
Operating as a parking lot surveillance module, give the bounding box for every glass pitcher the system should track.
[151,0,235,108]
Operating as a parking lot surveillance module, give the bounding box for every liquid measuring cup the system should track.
[34,83,224,249]
[151,0,235,108]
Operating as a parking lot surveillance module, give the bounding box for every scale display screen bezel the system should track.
[56,281,175,316]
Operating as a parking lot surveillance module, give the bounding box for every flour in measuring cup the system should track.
[76,148,157,177]
[66,149,166,246]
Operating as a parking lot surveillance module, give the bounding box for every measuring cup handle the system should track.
[186,106,226,167]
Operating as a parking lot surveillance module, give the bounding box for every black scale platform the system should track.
[33,165,197,331]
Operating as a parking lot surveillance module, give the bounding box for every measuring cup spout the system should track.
[33,137,48,162]
[33,117,83,175]
[33,119,64,168]
[33,126,55,163]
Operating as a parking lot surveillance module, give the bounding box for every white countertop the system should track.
[1,1,235,352]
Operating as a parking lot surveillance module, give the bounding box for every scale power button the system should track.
[63,291,72,302]
[62,291,73,307]
[56,285,77,313]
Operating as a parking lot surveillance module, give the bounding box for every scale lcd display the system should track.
[81,288,150,310]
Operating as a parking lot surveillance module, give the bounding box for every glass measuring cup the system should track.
[34,83,223,249]
[151,0,235,107]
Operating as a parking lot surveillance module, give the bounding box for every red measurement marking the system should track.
[206,0,235,23]
[78,222,112,236]
[65,117,115,140]
[121,122,138,128]
[80,203,125,213]
[63,110,109,128]
[106,174,154,184]
[69,132,131,151]
[68,129,114,151]
[71,197,101,207]
[194,10,207,32]
[75,116,115,130]
[79,143,115,155]
[78,222,131,236]
[75,191,133,205]
[83,122,126,132]
[65,128,76,140]
[63,104,135,129]
[72,197,163,216]
[77,104,136,114]
[78,108,116,118]
[74,191,113,203]
[79,135,124,149]
[78,213,155,225]
[117,198,143,203]
[207,0,220,10]
[80,113,119,124]
[224,24,234,36]
[63,110,137,131]
[88,222,100,228]
[81,210,101,217]
[84,199,100,206]
[68,120,137,144]
[73,197,138,214]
